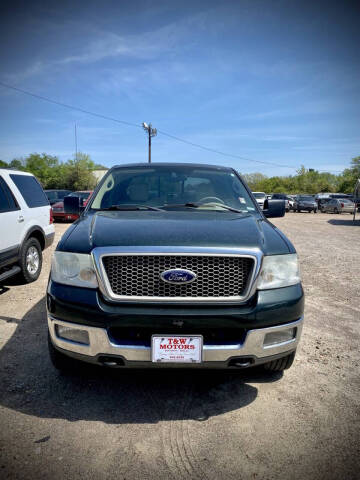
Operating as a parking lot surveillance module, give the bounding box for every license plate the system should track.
[151,335,203,363]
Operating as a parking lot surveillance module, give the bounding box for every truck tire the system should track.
[19,237,42,283]
[263,351,296,372]
[48,331,80,372]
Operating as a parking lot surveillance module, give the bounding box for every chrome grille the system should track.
[101,255,254,299]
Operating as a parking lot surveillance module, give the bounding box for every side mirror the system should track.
[263,199,285,218]
[64,196,82,215]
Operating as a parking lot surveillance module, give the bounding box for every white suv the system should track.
[0,169,55,283]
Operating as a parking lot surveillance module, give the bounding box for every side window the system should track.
[0,177,19,212]
[10,174,49,208]
[0,183,10,212]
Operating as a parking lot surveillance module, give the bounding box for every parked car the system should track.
[321,198,355,214]
[47,163,303,374]
[52,190,93,222]
[0,169,55,283]
[293,195,317,213]
[287,196,295,210]
[317,198,332,210]
[252,192,267,209]
[45,189,72,205]
[271,193,290,212]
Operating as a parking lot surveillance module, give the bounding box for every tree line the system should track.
[0,152,359,194]
[0,153,106,190]
[242,156,360,194]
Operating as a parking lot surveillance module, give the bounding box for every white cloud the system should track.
[4,11,213,84]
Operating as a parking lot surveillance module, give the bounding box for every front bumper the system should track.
[53,212,79,221]
[297,205,316,210]
[48,316,303,368]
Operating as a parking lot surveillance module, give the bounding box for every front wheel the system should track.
[19,237,42,283]
[314,209,317,213]
[263,351,296,372]
[334,208,340,214]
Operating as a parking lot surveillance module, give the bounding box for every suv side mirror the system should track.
[64,196,83,215]
[263,199,285,218]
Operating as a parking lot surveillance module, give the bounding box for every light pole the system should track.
[142,122,157,163]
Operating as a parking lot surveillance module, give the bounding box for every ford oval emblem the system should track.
[160,269,197,284]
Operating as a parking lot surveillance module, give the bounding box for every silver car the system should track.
[321,198,355,214]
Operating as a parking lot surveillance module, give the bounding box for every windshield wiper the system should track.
[160,202,244,213]
[98,205,164,211]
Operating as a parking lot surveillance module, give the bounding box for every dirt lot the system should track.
[0,213,359,480]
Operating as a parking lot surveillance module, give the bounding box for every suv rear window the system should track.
[10,174,49,208]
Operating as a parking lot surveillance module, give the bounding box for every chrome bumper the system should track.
[48,316,303,364]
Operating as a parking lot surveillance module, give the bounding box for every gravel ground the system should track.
[0,213,359,480]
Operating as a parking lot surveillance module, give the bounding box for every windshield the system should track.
[298,196,314,201]
[253,192,266,199]
[46,191,57,201]
[69,191,90,200]
[90,165,257,213]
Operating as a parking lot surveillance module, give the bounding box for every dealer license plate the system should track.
[151,335,203,363]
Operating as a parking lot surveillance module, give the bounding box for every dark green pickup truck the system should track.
[47,163,304,372]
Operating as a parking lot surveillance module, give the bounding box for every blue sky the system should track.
[0,0,359,175]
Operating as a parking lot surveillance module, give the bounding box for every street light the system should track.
[142,122,157,163]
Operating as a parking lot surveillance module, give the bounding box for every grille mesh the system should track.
[102,255,254,299]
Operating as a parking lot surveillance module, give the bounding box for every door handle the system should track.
[18,216,24,223]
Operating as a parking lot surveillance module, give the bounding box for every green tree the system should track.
[0,160,8,167]
[64,152,97,190]
[338,156,360,193]
[241,172,268,191]
[24,153,61,188]
[9,158,26,170]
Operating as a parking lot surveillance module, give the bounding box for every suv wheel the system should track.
[263,351,296,372]
[19,237,42,283]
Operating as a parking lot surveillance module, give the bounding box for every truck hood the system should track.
[58,211,293,255]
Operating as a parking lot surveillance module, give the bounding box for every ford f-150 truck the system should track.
[47,163,304,373]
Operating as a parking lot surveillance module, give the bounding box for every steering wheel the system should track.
[198,196,225,204]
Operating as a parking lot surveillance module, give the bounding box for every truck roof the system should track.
[110,162,233,171]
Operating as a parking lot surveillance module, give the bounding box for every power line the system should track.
[157,129,295,169]
[0,81,142,130]
[0,80,345,173]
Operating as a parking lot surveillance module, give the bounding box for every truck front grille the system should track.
[101,254,254,300]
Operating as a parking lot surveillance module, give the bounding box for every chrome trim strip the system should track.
[48,316,303,363]
[91,246,263,304]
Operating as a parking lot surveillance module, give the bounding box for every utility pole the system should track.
[75,123,78,161]
[142,122,157,163]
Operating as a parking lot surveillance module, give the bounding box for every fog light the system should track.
[55,325,90,345]
[263,328,296,347]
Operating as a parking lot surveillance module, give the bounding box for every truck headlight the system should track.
[51,252,98,288]
[257,254,300,290]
